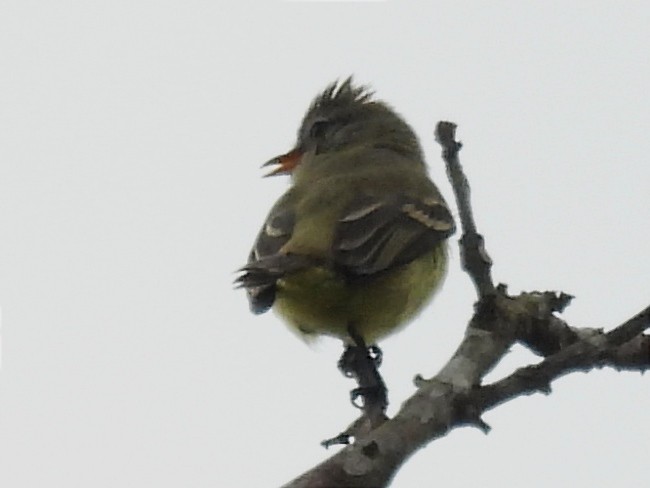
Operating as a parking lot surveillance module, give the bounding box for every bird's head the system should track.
[262,77,423,178]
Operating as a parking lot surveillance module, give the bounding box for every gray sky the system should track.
[1,1,648,487]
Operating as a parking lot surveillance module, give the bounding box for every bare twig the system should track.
[435,121,494,297]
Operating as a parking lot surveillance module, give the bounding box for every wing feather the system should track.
[239,207,295,314]
[333,194,455,276]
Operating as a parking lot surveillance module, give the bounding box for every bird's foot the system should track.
[337,343,383,378]
[350,384,388,410]
[337,344,359,378]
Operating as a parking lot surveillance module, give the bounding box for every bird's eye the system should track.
[309,119,330,139]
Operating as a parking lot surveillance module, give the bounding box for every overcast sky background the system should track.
[1,1,649,487]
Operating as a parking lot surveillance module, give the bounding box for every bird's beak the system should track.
[262,148,303,177]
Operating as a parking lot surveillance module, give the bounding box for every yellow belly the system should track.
[273,245,447,344]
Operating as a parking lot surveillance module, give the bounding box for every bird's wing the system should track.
[333,193,455,277]
[250,206,295,262]
[237,191,455,312]
[236,205,297,314]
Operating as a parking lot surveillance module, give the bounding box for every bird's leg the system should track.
[324,326,389,447]
[368,344,383,368]
[337,340,382,376]
[342,326,388,413]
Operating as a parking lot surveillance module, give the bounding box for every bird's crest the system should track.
[309,77,374,112]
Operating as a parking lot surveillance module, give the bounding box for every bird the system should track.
[237,77,455,354]
[236,78,455,433]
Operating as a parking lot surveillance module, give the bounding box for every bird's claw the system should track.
[349,385,387,410]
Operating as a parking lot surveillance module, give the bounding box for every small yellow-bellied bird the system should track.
[237,78,455,352]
